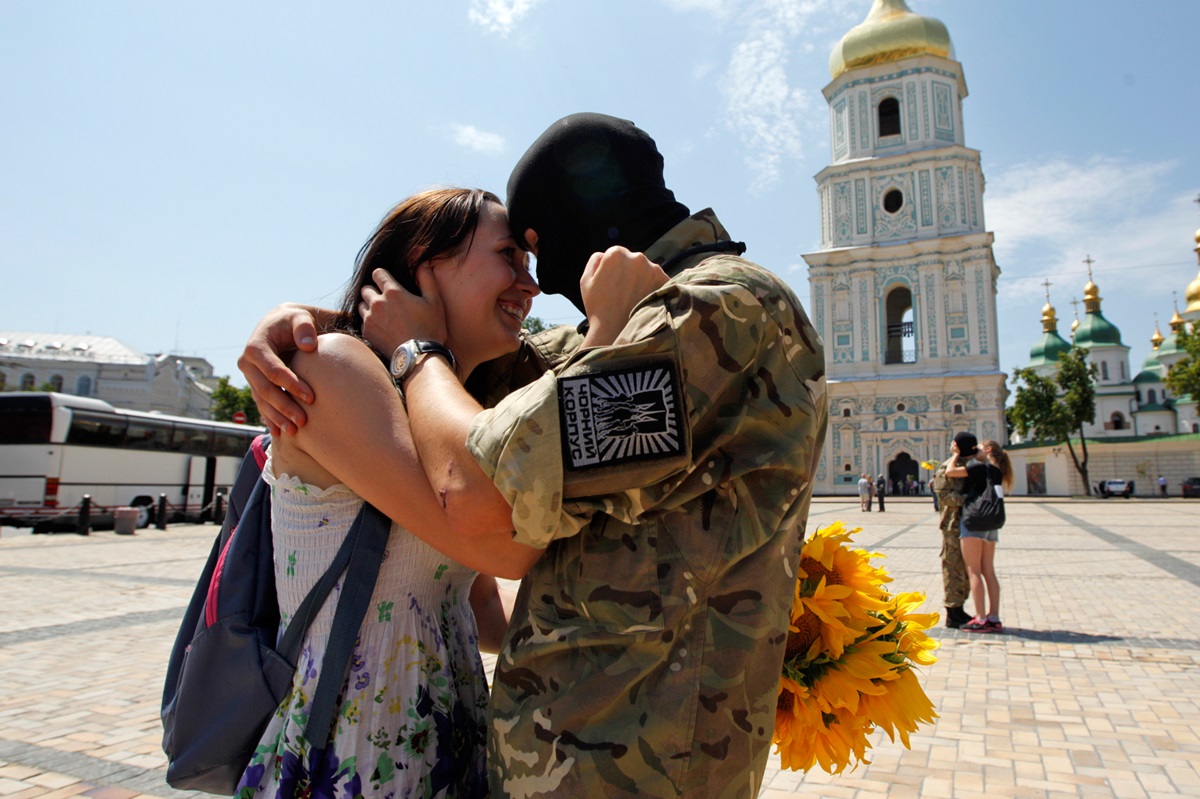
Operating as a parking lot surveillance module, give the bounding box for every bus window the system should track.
[213,429,255,458]
[171,424,214,455]
[125,418,172,451]
[0,394,53,444]
[66,411,128,447]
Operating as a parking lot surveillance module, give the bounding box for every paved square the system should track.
[2,496,1198,797]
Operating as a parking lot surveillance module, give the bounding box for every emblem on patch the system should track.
[557,361,684,471]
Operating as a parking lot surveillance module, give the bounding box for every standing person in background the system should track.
[1158,474,1168,497]
[876,474,887,512]
[859,473,872,512]
[946,438,1013,633]
[933,434,972,629]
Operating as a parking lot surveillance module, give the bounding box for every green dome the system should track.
[1133,351,1165,383]
[1073,311,1124,348]
[1028,330,1071,367]
[1157,332,1181,359]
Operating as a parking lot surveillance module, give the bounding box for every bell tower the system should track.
[803,0,1008,493]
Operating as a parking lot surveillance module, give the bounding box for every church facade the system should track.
[804,0,1007,494]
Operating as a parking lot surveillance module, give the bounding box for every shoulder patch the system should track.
[557,359,685,471]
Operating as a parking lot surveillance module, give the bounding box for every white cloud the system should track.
[673,0,860,193]
[987,156,1195,309]
[450,123,506,154]
[468,0,546,37]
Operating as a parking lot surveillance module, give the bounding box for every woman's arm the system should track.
[468,574,517,654]
[943,452,968,478]
[283,332,542,579]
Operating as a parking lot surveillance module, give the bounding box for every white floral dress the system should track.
[236,458,489,798]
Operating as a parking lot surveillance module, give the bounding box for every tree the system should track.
[1009,346,1098,495]
[522,315,549,335]
[1165,325,1200,401]
[210,376,261,426]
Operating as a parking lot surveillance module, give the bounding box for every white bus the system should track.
[0,392,263,533]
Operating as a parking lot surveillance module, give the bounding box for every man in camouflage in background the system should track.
[933,433,972,629]
[371,114,828,798]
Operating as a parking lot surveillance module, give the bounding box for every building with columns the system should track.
[1006,233,1200,496]
[0,331,217,418]
[803,0,1007,494]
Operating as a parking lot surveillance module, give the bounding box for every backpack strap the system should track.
[275,501,392,751]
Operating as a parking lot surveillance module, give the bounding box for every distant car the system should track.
[1097,479,1132,499]
[1183,477,1200,498]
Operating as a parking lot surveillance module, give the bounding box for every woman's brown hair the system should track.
[980,439,1013,490]
[337,187,501,337]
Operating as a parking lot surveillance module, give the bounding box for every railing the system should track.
[884,349,917,365]
[887,321,913,338]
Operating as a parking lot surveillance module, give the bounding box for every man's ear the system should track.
[523,228,539,256]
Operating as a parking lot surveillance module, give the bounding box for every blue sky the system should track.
[3,1,1198,389]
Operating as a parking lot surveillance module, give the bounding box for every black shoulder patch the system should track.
[557,359,685,472]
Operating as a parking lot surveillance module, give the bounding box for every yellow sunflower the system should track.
[775,521,940,774]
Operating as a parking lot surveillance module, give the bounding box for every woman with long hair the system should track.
[945,435,1012,633]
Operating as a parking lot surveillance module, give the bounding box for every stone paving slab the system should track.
[2,497,1198,797]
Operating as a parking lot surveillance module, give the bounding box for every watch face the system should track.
[390,344,414,378]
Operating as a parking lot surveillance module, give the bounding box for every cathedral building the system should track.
[804,0,1007,494]
[1007,233,1200,496]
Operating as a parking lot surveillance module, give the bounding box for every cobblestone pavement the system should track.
[1,496,1198,797]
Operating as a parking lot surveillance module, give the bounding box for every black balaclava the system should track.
[506,113,691,313]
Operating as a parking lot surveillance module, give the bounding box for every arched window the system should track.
[884,286,915,364]
[878,97,901,137]
[20,373,35,391]
[49,375,63,392]
[844,463,853,472]
[1110,411,1126,430]
[1148,389,1157,405]
[76,375,93,397]
[953,404,963,415]
[1101,361,1109,380]
[842,407,851,417]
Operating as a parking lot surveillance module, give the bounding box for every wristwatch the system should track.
[389,339,456,383]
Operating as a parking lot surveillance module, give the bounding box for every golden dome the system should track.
[1151,322,1164,350]
[1186,229,1200,315]
[829,0,955,80]
[1170,306,1185,331]
[1041,302,1058,333]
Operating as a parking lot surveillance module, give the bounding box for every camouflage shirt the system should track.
[932,461,965,531]
[466,210,828,798]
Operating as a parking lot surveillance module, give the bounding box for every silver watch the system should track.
[389,340,456,382]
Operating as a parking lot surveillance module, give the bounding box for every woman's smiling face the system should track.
[429,201,539,373]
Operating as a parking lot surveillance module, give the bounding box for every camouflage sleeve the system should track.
[932,463,965,509]
[467,257,826,550]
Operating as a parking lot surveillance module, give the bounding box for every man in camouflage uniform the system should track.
[932,449,970,628]
[375,115,828,798]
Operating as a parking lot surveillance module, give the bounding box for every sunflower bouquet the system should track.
[920,460,940,472]
[774,521,939,774]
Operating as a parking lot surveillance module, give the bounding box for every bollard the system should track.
[77,494,91,536]
[214,493,225,526]
[157,493,169,530]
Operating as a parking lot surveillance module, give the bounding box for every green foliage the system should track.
[1010,346,1097,494]
[36,381,57,393]
[210,376,261,426]
[1165,325,1200,400]
[522,315,549,335]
